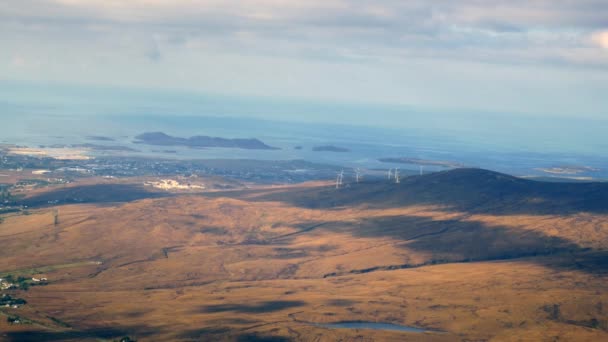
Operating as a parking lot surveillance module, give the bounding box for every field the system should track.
[0,169,607,341]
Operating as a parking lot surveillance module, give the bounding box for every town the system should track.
[0,150,340,184]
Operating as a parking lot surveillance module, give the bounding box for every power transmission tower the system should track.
[53,209,59,226]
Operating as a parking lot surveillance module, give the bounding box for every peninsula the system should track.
[134,132,278,150]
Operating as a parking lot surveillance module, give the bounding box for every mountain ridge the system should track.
[229,168,608,215]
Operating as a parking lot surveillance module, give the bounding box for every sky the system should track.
[1,0,608,122]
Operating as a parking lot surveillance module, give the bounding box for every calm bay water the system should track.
[1,82,607,179]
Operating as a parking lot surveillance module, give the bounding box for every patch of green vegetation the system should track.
[0,294,27,306]
[0,261,100,278]
[6,315,31,325]
[6,315,19,324]
[18,276,30,290]
[0,274,41,290]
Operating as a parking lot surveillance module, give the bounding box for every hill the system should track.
[0,169,607,341]
[231,168,608,214]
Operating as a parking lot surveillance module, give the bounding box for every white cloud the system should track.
[591,30,608,49]
[1,0,608,119]
[3,1,608,69]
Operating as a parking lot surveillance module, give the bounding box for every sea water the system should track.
[1,81,607,179]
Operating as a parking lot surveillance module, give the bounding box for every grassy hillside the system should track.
[1,169,607,341]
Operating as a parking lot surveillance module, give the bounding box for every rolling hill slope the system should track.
[230,168,608,214]
[1,169,607,341]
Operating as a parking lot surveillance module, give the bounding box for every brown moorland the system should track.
[0,169,607,341]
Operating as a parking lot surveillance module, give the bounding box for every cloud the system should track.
[591,30,608,49]
[0,0,604,68]
[1,0,608,119]
[1,2,607,71]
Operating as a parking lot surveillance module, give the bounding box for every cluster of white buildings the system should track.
[144,179,206,191]
[0,278,17,290]
[0,276,48,290]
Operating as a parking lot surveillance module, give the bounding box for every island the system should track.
[152,150,178,154]
[312,145,350,153]
[133,132,279,150]
[73,144,139,152]
[38,144,138,152]
[535,166,599,175]
[86,136,115,141]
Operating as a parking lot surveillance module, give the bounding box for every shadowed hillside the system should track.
[18,184,169,207]
[218,168,608,215]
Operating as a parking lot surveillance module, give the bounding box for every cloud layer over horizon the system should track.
[2,0,607,119]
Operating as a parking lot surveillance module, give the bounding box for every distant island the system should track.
[536,166,599,175]
[86,136,115,141]
[378,157,463,168]
[74,143,139,152]
[134,132,279,150]
[152,149,178,154]
[312,145,350,153]
[38,143,138,152]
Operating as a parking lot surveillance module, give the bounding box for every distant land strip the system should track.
[312,145,350,152]
[134,132,279,150]
[378,157,463,168]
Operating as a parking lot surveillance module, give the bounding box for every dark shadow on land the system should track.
[199,300,306,314]
[176,327,232,340]
[18,184,170,208]
[287,214,608,275]
[177,328,292,342]
[236,334,292,342]
[4,325,157,342]
[206,168,608,215]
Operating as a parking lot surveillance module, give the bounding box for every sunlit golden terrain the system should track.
[1,169,607,341]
